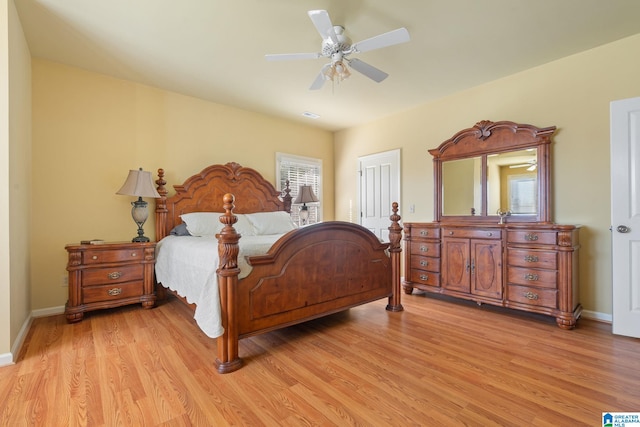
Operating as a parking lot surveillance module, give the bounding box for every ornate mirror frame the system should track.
[430,120,556,223]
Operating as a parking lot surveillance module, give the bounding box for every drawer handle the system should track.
[131,252,137,257]
[108,288,123,296]
[420,246,428,253]
[523,291,539,300]
[524,255,539,263]
[525,233,539,241]
[108,271,122,280]
[92,255,98,260]
[419,230,428,237]
[420,274,429,281]
[420,260,428,267]
[524,273,539,281]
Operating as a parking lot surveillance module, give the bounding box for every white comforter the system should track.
[155,234,283,338]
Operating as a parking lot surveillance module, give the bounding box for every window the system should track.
[276,153,322,225]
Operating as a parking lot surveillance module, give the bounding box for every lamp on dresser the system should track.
[293,185,319,225]
[116,167,161,242]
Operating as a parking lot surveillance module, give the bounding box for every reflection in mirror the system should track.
[442,157,481,216]
[488,149,537,215]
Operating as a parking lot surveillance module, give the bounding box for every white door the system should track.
[610,97,640,338]
[359,149,401,242]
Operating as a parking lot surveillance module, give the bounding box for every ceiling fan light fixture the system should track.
[323,60,350,83]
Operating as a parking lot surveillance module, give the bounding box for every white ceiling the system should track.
[15,0,640,131]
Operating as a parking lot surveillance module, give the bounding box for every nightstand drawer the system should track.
[83,248,144,265]
[82,281,144,304]
[508,284,557,309]
[82,264,144,286]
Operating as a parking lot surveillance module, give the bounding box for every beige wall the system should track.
[0,0,10,357]
[1,0,31,359]
[31,59,334,310]
[335,33,640,316]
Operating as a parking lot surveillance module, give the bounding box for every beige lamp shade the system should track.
[293,185,319,204]
[116,168,161,198]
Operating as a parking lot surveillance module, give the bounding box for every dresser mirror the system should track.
[431,121,555,223]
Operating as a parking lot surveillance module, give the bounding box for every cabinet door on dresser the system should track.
[441,228,502,300]
[471,239,503,299]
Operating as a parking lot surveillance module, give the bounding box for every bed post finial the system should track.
[386,202,404,312]
[155,168,168,241]
[282,180,292,213]
[216,193,243,373]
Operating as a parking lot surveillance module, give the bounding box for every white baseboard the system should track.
[1,305,66,367]
[0,352,13,367]
[582,309,612,323]
[32,305,65,318]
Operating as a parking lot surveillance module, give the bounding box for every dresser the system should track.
[403,222,581,328]
[65,241,156,322]
[404,120,582,328]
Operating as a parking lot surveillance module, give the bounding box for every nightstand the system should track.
[65,241,156,322]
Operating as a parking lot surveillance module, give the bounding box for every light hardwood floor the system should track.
[1,292,639,426]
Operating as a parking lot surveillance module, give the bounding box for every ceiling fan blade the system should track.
[351,28,410,53]
[265,52,321,61]
[347,58,388,83]
[309,64,330,90]
[308,10,338,44]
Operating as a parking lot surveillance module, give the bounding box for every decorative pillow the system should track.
[180,212,256,237]
[169,223,191,236]
[245,211,297,235]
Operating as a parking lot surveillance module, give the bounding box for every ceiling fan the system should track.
[265,10,410,90]
[509,160,537,171]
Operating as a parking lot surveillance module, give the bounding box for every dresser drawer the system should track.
[410,255,440,273]
[82,281,144,304]
[410,241,440,257]
[82,264,144,286]
[410,270,440,287]
[507,248,557,269]
[411,226,440,239]
[83,247,145,265]
[443,228,501,239]
[507,266,557,289]
[508,284,557,309]
[507,230,557,245]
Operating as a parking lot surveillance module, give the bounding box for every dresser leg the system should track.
[65,311,84,323]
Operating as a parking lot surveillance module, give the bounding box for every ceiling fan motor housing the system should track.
[321,26,352,57]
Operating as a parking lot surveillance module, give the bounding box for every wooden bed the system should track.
[154,162,403,373]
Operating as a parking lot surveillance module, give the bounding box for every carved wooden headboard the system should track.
[154,162,292,240]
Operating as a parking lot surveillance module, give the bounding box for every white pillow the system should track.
[180,212,256,237]
[245,211,296,235]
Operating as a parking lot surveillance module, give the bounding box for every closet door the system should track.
[611,96,640,338]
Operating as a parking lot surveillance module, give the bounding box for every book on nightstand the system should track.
[80,239,105,245]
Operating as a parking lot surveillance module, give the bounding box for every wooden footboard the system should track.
[215,194,403,374]
[154,163,402,374]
